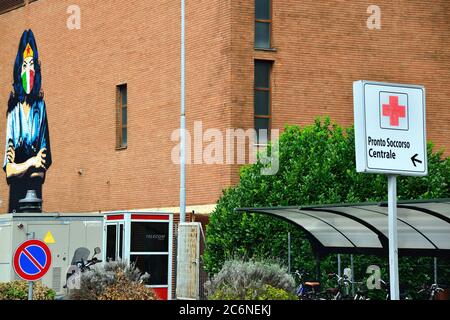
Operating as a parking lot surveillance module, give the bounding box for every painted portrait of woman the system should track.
[3,29,52,213]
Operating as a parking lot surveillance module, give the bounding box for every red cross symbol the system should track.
[382,96,406,126]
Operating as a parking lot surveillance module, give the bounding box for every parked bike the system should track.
[417,283,444,300]
[380,279,411,300]
[294,270,326,300]
[326,273,369,300]
[326,273,353,300]
[353,281,370,300]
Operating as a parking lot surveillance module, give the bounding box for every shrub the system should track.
[69,260,158,300]
[0,281,55,300]
[210,284,297,300]
[99,269,158,300]
[205,258,296,300]
[203,117,450,297]
[251,284,298,300]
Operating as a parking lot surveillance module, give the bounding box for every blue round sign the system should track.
[13,240,52,281]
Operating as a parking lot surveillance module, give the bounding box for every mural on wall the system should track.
[3,29,52,213]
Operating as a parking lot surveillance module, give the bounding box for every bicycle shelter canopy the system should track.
[235,199,450,257]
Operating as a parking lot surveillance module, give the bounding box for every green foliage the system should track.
[205,258,296,300]
[0,281,55,300]
[256,284,298,300]
[204,117,450,298]
[210,284,297,300]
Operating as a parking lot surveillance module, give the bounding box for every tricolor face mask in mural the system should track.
[21,44,35,95]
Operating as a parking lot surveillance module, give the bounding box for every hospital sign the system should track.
[353,81,427,176]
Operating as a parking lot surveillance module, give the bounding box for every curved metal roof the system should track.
[235,199,450,257]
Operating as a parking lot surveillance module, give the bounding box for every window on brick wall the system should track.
[254,60,272,144]
[116,84,127,149]
[255,0,272,49]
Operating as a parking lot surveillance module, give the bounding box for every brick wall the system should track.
[230,0,450,162]
[0,0,448,213]
[0,0,234,213]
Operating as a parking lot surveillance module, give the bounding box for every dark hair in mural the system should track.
[3,29,52,213]
[7,29,43,114]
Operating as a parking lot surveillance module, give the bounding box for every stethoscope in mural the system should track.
[3,29,52,213]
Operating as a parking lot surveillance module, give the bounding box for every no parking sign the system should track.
[13,239,52,281]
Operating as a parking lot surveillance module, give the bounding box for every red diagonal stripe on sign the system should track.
[22,247,44,272]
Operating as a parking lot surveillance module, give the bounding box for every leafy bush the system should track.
[0,281,55,300]
[210,284,297,300]
[69,260,158,300]
[255,284,298,300]
[98,269,158,300]
[204,117,450,298]
[205,258,296,300]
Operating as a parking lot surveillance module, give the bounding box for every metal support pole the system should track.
[28,282,33,300]
[179,0,186,223]
[337,254,341,277]
[26,232,34,300]
[388,175,399,300]
[434,257,438,285]
[287,232,291,274]
[350,254,355,296]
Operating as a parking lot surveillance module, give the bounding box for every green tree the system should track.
[203,118,450,298]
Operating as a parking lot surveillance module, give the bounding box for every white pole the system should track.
[180,0,186,223]
[28,282,33,300]
[350,254,355,296]
[287,232,291,273]
[27,232,34,300]
[337,254,341,277]
[388,175,400,300]
[176,0,186,299]
[434,257,438,285]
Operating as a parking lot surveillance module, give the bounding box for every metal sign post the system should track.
[28,282,33,301]
[27,232,34,301]
[354,80,427,301]
[388,175,400,300]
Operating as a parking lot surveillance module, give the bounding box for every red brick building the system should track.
[0,0,448,214]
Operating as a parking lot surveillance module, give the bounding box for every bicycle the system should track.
[294,270,326,300]
[353,281,370,300]
[380,279,411,300]
[417,283,444,300]
[325,273,370,300]
[326,273,353,300]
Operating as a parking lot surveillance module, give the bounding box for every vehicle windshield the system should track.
[70,247,90,265]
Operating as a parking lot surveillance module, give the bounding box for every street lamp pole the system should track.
[180,0,186,223]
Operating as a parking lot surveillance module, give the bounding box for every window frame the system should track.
[129,220,171,286]
[254,60,272,145]
[116,83,128,150]
[254,0,273,49]
[106,224,117,261]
